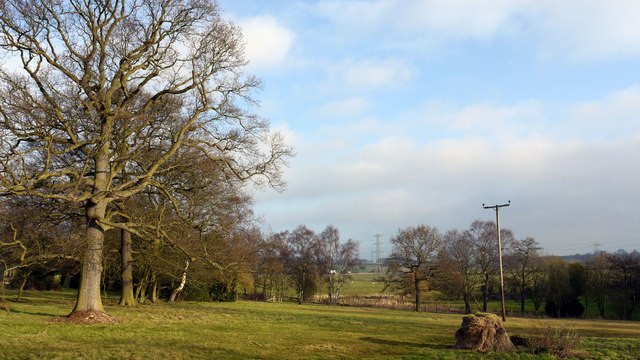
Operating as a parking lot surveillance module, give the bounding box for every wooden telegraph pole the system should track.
[483,200,511,322]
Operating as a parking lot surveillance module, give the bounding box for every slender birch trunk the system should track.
[150,272,158,303]
[169,260,190,303]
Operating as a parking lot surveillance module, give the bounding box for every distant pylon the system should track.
[373,234,383,274]
[593,242,602,253]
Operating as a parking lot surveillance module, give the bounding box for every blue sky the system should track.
[219,0,640,258]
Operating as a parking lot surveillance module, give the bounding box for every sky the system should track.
[218,0,640,258]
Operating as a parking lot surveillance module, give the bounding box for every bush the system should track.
[544,297,584,318]
[210,282,237,302]
[529,322,587,359]
[182,284,211,302]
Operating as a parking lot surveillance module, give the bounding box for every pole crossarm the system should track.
[482,200,511,322]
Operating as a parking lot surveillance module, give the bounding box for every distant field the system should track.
[2,290,639,359]
[339,273,640,321]
[340,272,387,295]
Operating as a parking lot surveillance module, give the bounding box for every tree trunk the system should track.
[119,229,136,306]
[597,297,605,318]
[414,274,421,312]
[135,268,147,303]
[520,267,526,316]
[0,264,5,297]
[481,280,489,312]
[72,202,106,314]
[150,272,158,303]
[169,260,189,303]
[298,269,305,304]
[138,281,147,304]
[18,271,31,301]
[62,273,72,288]
[463,294,471,314]
[71,136,110,316]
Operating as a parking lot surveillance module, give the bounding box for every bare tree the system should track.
[606,250,640,320]
[505,237,541,315]
[387,225,442,312]
[317,225,358,304]
[0,0,291,318]
[437,229,479,314]
[528,255,548,313]
[465,220,513,312]
[0,197,82,298]
[286,226,319,304]
[585,252,609,318]
[256,231,290,302]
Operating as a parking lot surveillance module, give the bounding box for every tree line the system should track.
[0,198,359,307]
[382,221,640,320]
[3,193,639,322]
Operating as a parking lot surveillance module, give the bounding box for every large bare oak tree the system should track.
[386,225,442,312]
[0,0,290,317]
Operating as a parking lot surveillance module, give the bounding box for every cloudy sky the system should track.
[219,0,640,258]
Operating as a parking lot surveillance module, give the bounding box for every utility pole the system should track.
[483,200,510,322]
[373,234,383,274]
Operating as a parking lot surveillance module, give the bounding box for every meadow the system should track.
[2,289,639,359]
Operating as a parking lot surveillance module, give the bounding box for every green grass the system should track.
[2,290,639,359]
[341,272,387,295]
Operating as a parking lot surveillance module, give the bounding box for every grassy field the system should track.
[2,290,639,359]
[341,272,387,295]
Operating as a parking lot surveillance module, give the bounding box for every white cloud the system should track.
[315,0,520,40]
[239,16,295,70]
[319,97,371,118]
[568,86,640,138]
[252,86,640,255]
[417,100,545,139]
[313,0,640,61]
[534,0,640,60]
[341,58,415,89]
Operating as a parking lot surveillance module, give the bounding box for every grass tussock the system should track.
[528,321,589,359]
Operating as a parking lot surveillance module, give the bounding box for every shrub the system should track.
[510,335,530,347]
[529,321,587,359]
[182,284,211,302]
[210,282,237,302]
[545,297,584,318]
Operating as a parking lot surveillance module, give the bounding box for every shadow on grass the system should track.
[10,309,63,317]
[360,336,452,350]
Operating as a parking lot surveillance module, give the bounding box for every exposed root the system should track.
[51,310,119,324]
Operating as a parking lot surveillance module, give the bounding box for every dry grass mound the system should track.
[529,321,587,359]
[454,313,514,353]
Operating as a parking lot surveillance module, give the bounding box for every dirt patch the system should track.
[51,310,119,324]
[454,313,513,353]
